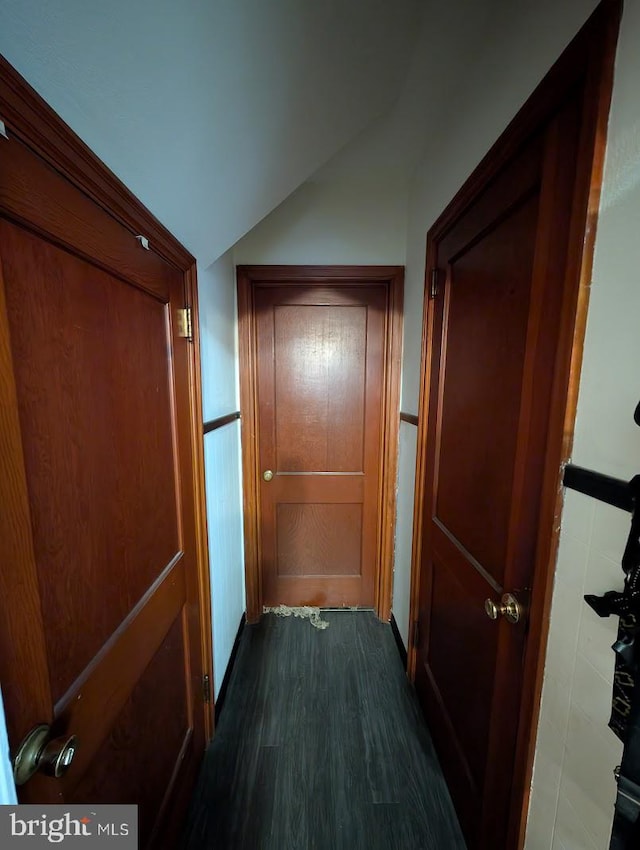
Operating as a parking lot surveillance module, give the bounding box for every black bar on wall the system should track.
[563,463,633,513]
[203,411,241,435]
[400,411,419,426]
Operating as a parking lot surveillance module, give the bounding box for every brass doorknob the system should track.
[484,593,523,624]
[13,724,77,786]
[262,470,273,482]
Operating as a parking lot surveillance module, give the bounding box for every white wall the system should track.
[234,178,408,266]
[0,690,17,804]
[527,3,640,844]
[198,252,246,699]
[392,423,418,647]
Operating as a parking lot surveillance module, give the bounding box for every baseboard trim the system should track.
[390,613,408,670]
[214,613,246,724]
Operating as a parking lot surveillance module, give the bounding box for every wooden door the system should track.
[254,283,387,608]
[411,6,619,842]
[0,79,208,848]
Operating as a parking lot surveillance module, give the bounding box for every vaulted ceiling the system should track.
[0,0,425,266]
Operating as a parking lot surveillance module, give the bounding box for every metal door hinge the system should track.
[177,306,193,341]
[429,268,441,299]
[203,674,211,704]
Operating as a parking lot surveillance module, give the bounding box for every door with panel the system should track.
[254,282,387,609]
[412,62,604,849]
[0,91,208,847]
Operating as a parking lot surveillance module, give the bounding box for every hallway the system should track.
[182,611,465,849]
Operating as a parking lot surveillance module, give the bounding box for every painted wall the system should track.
[234,178,408,266]
[392,423,418,647]
[0,0,422,267]
[0,690,17,804]
[198,253,246,698]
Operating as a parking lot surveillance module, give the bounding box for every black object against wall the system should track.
[569,401,640,849]
[563,464,633,512]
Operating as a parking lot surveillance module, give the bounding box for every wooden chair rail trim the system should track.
[203,411,241,435]
[400,412,419,426]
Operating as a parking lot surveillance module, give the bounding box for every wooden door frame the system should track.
[406,2,621,848]
[237,265,404,623]
[0,57,215,742]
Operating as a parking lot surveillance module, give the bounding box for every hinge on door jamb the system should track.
[177,306,193,342]
[429,268,440,299]
[203,674,211,704]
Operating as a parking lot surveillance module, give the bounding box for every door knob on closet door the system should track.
[13,724,77,785]
[262,470,273,482]
[484,593,523,624]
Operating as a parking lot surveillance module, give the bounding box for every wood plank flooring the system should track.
[181,611,466,849]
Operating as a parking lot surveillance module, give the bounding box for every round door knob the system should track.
[262,470,273,482]
[484,593,523,625]
[485,598,500,620]
[13,724,77,786]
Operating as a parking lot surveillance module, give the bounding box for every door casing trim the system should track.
[237,264,404,623]
[407,2,621,848]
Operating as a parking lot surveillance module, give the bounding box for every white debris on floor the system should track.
[263,605,329,630]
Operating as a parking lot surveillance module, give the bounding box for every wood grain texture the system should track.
[435,194,540,583]
[2,218,180,701]
[71,614,189,847]
[181,612,465,850]
[0,243,55,799]
[0,64,210,844]
[272,302,366,473]
[276,503,363,577]
[54,558,186,797]
[256,284,384,608]
[415,97,580,850]
[407,3,622,848]
[238,266,404,621]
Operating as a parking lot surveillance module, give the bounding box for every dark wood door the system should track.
[255,283,387,608]
[414,97,584,848]
[0,125,206,846]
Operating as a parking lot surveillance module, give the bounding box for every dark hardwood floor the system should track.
[181,611,466,849]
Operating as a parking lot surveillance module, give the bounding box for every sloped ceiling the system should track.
[0,0,423,266]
